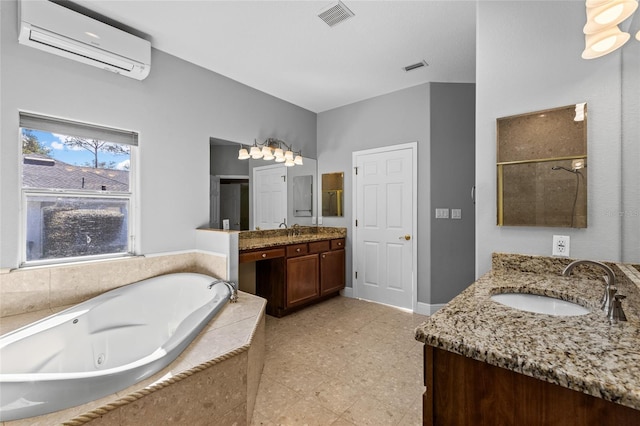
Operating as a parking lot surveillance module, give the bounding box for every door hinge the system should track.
[355,219,358,227]
[354,167,358,175]
[355,271,358,279]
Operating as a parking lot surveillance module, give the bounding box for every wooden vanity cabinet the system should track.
[423,345,640,425]
[247,237,345,317]
[286,254,319,307]
[320,247,345,295]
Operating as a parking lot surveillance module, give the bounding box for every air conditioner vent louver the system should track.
[18,0,151,80]
[404,61,429,72]
[318,1,355,27]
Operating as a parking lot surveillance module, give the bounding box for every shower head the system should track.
[552,166,580,174]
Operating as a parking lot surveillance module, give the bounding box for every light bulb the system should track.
[238,148,250,160]
[250,146,263,159]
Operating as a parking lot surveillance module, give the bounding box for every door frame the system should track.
[351,142,418,312]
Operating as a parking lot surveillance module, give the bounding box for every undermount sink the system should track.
[491,292,590,316]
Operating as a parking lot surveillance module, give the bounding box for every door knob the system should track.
[399,235,411,241]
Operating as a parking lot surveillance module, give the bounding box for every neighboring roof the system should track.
[23,154,129,192]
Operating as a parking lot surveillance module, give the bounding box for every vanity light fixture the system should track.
[582,0,639,59]
[238,138,303,166]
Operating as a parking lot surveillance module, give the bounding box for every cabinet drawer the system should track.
[308,240,330,254]
[286,243,308,257]
[331,239,345,250]
[239,248,285,263]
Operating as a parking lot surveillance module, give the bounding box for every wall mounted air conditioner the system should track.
[18,0,151,80]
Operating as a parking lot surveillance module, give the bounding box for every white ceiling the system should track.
[73,0,477,113]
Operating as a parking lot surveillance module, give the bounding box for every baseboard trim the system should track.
[415,301,446,316]
[340,287,354,298]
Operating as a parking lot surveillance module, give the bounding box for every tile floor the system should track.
[251,296,428,426]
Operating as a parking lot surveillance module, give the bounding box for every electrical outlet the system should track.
[552,235,570,257]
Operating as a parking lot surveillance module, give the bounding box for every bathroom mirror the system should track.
[293,175,313,217]
[209,138,317,230]
[497,104,587,228]
[322,172,344,217]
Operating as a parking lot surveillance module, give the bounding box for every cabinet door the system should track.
[286,254,319,307]
[320,249,345,295]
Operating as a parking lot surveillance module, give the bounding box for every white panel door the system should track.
[354,145,415,310]
[253,165,287,230]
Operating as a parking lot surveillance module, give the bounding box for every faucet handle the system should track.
[609,294,627,323]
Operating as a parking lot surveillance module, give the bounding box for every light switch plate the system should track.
[451,209,462,219]
[435,208,449,219]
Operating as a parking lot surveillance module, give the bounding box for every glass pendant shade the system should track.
[261,146,273,160]
[275,155,286,163]
[250,145,263,159]
[238,148,250,160]
[582,25,630,59]
[274,148,284,159]
[294,155,304,165]
[284,150,294,161]
[583,0,638,34]
[284,158,295,167]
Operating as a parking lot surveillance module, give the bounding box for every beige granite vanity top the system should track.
[415,253,640,411]
[238,226,346,251]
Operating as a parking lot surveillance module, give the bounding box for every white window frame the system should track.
[19,112,137,267]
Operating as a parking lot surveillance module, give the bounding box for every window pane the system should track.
[26,195,130,261]
[22,128,130,192]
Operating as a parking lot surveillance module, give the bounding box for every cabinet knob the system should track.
[261,253,267,258]
[296,248,301,252]
[322,254,326,258]
[337,242,342,246]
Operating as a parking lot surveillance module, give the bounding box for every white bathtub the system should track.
[0,272,236,422]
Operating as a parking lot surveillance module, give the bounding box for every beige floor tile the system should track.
[341,395,405,426]
[253,376,302,421]
[258,296,426,426]
[308,378,362,415]
[275,396,340,425]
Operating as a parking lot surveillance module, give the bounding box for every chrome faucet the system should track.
[208,279,239,303]
[562,259,621,318]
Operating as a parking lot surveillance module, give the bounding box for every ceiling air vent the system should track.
[318,1,355,27]
[404,60,429,72]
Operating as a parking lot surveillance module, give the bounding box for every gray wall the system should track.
[317,84,432,302]
[210,145,250,176]
[621,13,640,263]
[430,83,476,303]
[476,1,624,276]
[0,0,316,268]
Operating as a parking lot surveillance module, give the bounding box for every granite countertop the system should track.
[238,226,346,251]
[415,253,640,411]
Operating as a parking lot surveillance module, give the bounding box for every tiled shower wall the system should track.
[0,251,227,318]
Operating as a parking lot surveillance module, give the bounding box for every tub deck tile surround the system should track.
[238,226,346,251]
[0,291,266,426]
[0,251,227,318]
[415,253,640,411]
